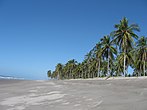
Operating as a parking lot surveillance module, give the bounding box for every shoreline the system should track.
[65,76,147,81]
[1,76,147,82]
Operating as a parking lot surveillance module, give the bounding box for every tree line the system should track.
[47,17,147,80]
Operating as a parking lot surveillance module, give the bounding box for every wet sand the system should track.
[0,77,147,110]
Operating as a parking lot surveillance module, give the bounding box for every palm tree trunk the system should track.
[144,61,145,76]
[107,50,110,76]
[108,57,109,76]
[124,50,126,77]
[107,55,109,75]
[84,67,86,78]
[57,72,59,80]
[82,70,84,79]
[98,59,100,77]
[70,69,72,79]
[88,66,90,78]
[126,67,128,77]
[85,70,87,78]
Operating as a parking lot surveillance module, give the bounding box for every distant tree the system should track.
[47,70,52,78]
[55,63,63,80]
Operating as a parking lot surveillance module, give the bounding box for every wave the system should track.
[0,75,24,80]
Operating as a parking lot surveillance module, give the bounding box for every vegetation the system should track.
[47,17,147,79]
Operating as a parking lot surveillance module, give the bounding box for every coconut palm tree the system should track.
[94,43,102,77]
[51,70,58,79]
[91,58,98,78]
[85,51,93,78]
[75,63,82,78]
[100,35,117,76]
[116,51,134,76]
[136,36,147,76]
[100,60,107,77]
[47,70,52,78]
[66,59,77,79]
[62,63,69,79]
[55,63,63,80]
[81,61,87,79]
[113,60,123,76]
[113,17,140,76]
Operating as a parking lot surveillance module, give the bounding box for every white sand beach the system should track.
[0,77,147,110]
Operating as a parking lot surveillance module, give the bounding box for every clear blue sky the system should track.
[0,0,147,79]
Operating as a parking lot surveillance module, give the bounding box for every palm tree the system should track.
[100,60,107,77]
[94,43,102,77]
[81,61,87,79]
[62,63,69,79]
[100,35,117,76]
[74,63,81,78]
[47,70,52,78]
[113,60,123,76]
[55,63,63,80]
[113,17,140,76]
[91,58,97,78]
[82,60,89,78]
[66,59,77,79]
[51,71,58,79]
[117,51,134,76]
[85,52,92,78]
[136,36,147,76]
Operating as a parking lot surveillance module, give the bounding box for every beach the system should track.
[0,77,147,110]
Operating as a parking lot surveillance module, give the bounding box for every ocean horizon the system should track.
[0,75,25,80]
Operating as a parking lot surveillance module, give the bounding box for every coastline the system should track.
[67,76,147,81]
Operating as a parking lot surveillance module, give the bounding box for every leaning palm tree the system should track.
[113,17,140,76]
[136,36,147,76]
[100,35,117,76]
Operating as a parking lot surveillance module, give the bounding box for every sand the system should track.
[0,77,147,110]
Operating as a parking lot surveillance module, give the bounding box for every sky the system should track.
[0,0,147,80]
